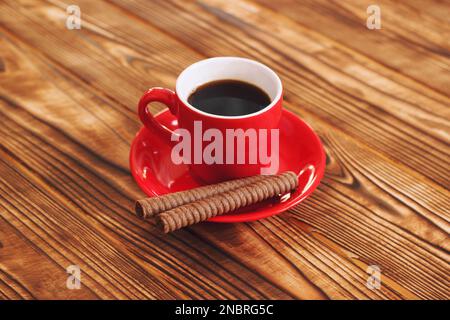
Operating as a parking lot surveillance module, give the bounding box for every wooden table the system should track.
[0,0,449,300]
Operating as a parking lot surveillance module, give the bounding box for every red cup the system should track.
[138,57,283,183]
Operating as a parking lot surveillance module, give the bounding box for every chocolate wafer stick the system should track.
[157,171,298,233]
[135,174,266,219]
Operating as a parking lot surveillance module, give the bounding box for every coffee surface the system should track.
[188,80,271,117]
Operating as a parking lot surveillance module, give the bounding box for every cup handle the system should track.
[138,87,178,141]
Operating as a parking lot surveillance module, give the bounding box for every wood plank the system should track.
[254,0,450,95]
[0,215,99,299]
[342,0,450,51]
[0,0,448,299]
[405,0,450,24]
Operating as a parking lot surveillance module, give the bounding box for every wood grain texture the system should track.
[0,0,449,300]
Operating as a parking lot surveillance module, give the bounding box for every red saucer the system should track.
[129,109,325,223]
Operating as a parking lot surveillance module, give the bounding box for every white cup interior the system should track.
[176,57,282,119]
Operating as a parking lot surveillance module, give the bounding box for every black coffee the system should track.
[188,80,271,117]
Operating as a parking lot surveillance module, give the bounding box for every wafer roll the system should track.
[157,171,298,233]
[135,174,266,218]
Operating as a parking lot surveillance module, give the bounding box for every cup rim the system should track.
[175,57,282,120]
